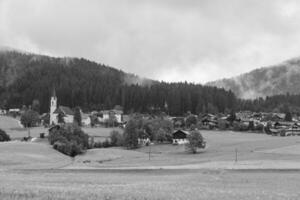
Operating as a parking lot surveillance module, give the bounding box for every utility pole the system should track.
[148,144,151,160]
[235,148,238,162]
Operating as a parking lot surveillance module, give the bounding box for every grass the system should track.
[0,141,71,169]
[1,169,300,199]
[3,115,300,199]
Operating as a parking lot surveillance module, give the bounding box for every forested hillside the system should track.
[0,50,237,115]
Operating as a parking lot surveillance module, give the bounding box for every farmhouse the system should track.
[101,109,123,124]
[172,129,190,144]
[50,90,74,125]
[81,113,91,126]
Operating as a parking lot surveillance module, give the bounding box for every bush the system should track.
[102,139,111,148]
[255,123,264,132]
[93,139,113,148]
[233,121,248,131]
[110,130,124,146]
[93,141,103,148]
[0,129,10,142]
[48,124,89,157]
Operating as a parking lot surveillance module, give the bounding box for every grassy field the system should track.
[1,169,300,199]
[0,141,71,170]
[3,116,300,199]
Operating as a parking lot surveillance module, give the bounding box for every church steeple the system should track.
[52,87,56,98]
[50,88,57,125]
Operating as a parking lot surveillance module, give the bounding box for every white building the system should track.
[50,90,74,125]
[0,109,6,115]
[81,113,91,126]
[101,109,123,123]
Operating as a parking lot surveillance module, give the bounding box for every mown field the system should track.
[2,116,300,199]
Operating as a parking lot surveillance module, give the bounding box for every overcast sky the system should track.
[1,0,300,83]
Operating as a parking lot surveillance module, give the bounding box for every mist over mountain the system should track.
[207,57,300,99]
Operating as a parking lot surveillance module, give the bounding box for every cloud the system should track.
[1,0,300,83]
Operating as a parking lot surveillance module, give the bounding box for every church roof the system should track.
[53,106,74,115]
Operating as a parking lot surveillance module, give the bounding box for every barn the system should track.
[172,130,190,145]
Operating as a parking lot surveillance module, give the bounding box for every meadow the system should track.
[2,115,300,199]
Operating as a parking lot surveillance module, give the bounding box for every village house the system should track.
[172,129,190,144]
[81,113,91,126]
[0,109,6,115]
[98,106,124,124]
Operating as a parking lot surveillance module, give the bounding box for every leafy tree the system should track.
[227,110,236,124]
[57,111,65,124]
[123,119,139,149]
[185,129,205,154]
[20,109,39,137]
[186,114,198,128]
[156,128,167,143]
[285,110,292,122]
[32,99,40,113]
[74,107,82,126]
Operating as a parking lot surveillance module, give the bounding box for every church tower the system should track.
[50,88,57,125]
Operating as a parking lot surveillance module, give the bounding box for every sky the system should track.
[1,0,300,83]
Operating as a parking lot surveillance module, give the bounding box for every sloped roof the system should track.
[173,129,190,135]
[53,106,74,115]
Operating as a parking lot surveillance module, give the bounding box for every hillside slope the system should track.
[207,58,300,99]
[0,49,237,115]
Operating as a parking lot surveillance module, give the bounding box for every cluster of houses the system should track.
[170,110,300,143]
[49,91,125,127]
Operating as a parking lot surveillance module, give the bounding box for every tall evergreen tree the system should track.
[74,107,82,126]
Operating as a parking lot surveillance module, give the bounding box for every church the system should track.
[50,90,74,125]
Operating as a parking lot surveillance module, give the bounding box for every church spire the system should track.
[52,87,56,98]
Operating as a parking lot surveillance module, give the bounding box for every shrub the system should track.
[255,123,264,132]
[0,129,10,142]
[110,130,124,146]
[102,139,111,148]
[233,121,249,131]
[217,119,228,130]
[93,141,103,148]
